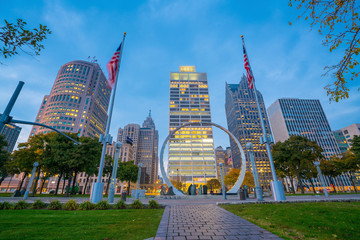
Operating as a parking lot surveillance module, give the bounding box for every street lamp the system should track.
[219,163,226,200]
[314,161,329,197]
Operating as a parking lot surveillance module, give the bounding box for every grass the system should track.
[0,193,132,198]
[222,202,360,240]
[0,209,164,240]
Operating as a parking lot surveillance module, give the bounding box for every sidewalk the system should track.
[154,204,282,240]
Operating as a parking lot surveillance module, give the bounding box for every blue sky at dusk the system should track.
[1,0,359,154]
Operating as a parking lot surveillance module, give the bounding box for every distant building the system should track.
[225,76,272,188]
[268,98,353,191]
[215,146,232,179]
[340,123,360,147]
[333,130,349,154]
[168,66,217,187]
[0,118,21,152]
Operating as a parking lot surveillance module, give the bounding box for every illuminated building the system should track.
[225,76,272,188]
[30,60,111,138]
[215,146,232,179]
[340,123,360,147]
[268,98,353,191]
[168,66,216,186]
[333,130,349,154]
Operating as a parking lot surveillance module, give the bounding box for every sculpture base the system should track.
[90,183,104,203]
[271,181,286,201]
[131,189,145,199]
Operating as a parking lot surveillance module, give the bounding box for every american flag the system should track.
[243,44,254,89]
[106,42,123,89]
[227,155,232,165]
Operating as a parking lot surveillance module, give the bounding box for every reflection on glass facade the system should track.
[168,66,216,184]
[225,76,272,188]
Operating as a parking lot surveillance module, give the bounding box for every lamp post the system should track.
[23,162,39,200]
[108,142,122,203]
[246,143,263,201]
[219,163,226,200]
[314,161,329,197]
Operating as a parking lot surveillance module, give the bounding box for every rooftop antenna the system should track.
[148,109,151,118]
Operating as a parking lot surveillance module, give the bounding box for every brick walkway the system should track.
[154,204,282,240]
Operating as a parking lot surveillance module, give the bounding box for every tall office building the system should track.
[333,130,349,154]
[0,116,21,152]
[117,113,159,185]
[225,76,273,188]
[214,146,232,180]
[267,98,341,158]
[340,123,360,147]
[30,60,111,138]
[168,66,216,186]
[268,98,352,190]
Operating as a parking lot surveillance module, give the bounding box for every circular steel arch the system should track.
[159,122,247,195]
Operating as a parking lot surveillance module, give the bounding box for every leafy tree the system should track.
[117,161,139,195]
[103,155,114,194]
[0,19,51,61]
[206,178,221,191]
[289,0,359,101]
[320,156,344,192]
[224,168,240,186]
[170,179,183,190]
[272,135,323,194]
[342,151,360,192]
[242,171,255,188]
[351,135,360,158]
[0,135,10,185]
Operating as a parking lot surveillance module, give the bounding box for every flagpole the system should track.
[241,35,286,201]
[90,32,126,203]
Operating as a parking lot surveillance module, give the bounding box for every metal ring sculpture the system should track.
[159,122,247,195]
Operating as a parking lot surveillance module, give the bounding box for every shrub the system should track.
[130,199,144,209]
[95,200,111,210]
[115,200,126,209]
[148,199,160,209]
[48,200,62,210]
[79,201,95,210]
[0,201,13,210]
[63,199,78,210]
[32,200,46,209]
[13,200,29,210]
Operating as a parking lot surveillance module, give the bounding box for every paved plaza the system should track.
[1,193,360,239]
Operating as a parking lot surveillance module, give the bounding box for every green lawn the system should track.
[222,202,360,240]
[0,209,164,240]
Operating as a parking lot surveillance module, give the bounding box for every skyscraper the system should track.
[0,115,21,152]
[225,75,273,188]
[30,60,111,138]
[267,98,352,190]
[168,66,216,186]
[267,98,341,158]
[214,146,232,180]
[117,113,159,185]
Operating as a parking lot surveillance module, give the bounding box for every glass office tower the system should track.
[168,66,216,186]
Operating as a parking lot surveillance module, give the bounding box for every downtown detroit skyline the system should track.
[1,0,359,156]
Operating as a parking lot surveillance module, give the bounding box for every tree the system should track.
[351,135,360,158]
[206,178,221,191]
[0,19,51,61]
[0,135,10,185]
[242,171,255,188]
[103,155,114,194]
[117,161,139,195]
[272,135,323,194]
[320,156,344,192]
[342,151,360,192]
[170,179,183,190]
[224,168,240,186]
[289,0,360,101]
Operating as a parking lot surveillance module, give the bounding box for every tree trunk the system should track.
[309,178,316,194]
[296,172,305,194]
[61,177,66,194]
[349,172,358,192]
[39,175,46,194]
[71,171,78,195]
[83,175,90,194]
[55,172,63,195]
[105,173,112,195]
[18,173,27,191]
[127,181,130,195]
[65,174,72,197]
[329,177,337,193]
[289,177,296,194]
[31,167,41,197]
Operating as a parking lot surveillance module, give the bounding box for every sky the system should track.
[1,0,360,155]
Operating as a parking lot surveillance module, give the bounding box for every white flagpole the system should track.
[91,32,126,203]
[241,35,286,201]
